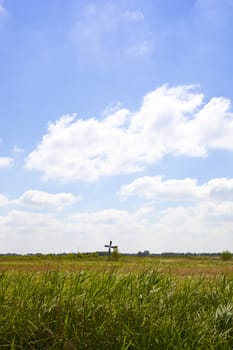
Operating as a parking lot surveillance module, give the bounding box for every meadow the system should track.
[0,255,232,349]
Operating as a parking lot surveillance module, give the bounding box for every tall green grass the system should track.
[0,269,232,349]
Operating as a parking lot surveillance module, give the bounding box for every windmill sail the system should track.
[104,241,117,255]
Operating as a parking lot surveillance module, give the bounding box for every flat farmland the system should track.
[0,254,232,275]
[0,255,233,349]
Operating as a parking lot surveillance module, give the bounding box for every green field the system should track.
[0,255,232,349]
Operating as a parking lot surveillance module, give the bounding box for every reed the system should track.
[0,268,232,349]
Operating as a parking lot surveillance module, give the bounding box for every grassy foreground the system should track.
[0,257,233,349]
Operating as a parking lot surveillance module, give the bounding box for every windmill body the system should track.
[104,240,118,255]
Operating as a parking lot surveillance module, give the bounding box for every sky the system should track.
[0,0,233,254]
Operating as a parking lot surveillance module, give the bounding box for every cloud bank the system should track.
[26,85,233,182]
[0,177,232,253]
[0,199,232,253]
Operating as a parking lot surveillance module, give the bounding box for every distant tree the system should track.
[220,250,232,261]
[138,250,150,257]
[143,250,150,256]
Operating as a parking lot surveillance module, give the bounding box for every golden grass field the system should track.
[0,254,232,276]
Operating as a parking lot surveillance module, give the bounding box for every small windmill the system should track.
[104,240,118,255]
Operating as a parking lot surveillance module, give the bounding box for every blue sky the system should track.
[0,0,233,253]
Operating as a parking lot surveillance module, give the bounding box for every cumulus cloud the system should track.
[0,157,13,168]
[119,177,200,201]
[25,85,233,182]
[119,176,233,202]
[14,190,81,210]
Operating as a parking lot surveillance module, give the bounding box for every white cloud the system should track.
[119,176,200,201]
[116,175,233,251]
[69,208,149,226]
[26,113,142,181]
[205,178,233,201]
[119,176,233,202]
[103,108,130,127]
[0,189,81,211]
[0,193,8,207]
[25,85,233,182]
[0,157,13,168]
[0,200,232,253]
[0,210,69,253]
[0,178,232,254]
[14,190,81,210]
[0,208,151,253]
[154,201,233,252]
[102,101,123,117]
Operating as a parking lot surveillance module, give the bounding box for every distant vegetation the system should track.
[0,251,228,258]
[220,250,232,261]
